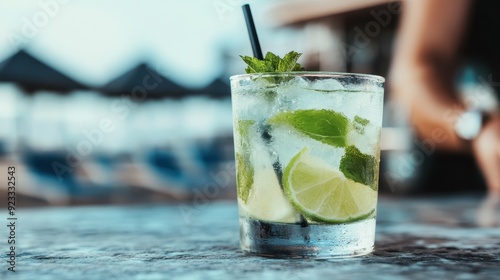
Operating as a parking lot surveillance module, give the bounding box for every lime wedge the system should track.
[283,148,377,223]
[235,119,298,222]
[239,165,298,223]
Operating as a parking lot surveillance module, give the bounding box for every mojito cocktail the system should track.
[230,72,384,258]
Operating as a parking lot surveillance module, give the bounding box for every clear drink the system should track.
[230,72,384,258]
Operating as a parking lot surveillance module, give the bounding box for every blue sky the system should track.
[0,0,302,87]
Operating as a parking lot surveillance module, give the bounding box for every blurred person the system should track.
[390,0,500,224]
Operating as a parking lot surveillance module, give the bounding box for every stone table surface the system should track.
[1,195,500,280]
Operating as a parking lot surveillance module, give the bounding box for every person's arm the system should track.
[390,0,500,194]
[389,0,472,151]
[473,116,500,194]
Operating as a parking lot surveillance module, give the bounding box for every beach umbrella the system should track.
[0,50,86,93]
[100,63,190,99]
[201,78,230,98]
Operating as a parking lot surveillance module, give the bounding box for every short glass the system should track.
[230,72,385,258]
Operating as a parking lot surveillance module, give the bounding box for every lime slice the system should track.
[283,148,377,223]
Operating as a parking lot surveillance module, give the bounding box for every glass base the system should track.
[239,217,375,258]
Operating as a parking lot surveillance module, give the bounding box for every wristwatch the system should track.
[454,110,489,141]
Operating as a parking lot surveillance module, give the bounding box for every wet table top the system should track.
[2,195,500,280]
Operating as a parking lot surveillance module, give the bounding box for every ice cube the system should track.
[309,77,345,92]
[346,122,381,156]
[268,125,344,170]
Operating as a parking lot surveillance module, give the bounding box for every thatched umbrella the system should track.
[100,63,190,99]
[201,78,230,98]
[0,50,86,93]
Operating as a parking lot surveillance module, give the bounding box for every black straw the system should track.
[242,4,264,60]
[241,4,309,228]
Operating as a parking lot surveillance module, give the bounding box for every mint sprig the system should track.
[240,51,304,74]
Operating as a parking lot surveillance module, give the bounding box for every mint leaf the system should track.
[240,51,304,74]
[264,52,280,69]
[235,120,255,203]
[240,56,269,73]
[353,116,370,134]
[340,145,377,190]
[292,62,304,71]
[237,120,255,146]
[236,153,253,203]
[277,51,303,72]
[268,109,350,147]
[354,116,370,126]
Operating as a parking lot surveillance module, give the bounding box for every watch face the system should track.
[455,110,482,140]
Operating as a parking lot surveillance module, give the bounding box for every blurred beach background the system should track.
[0,0,489,207]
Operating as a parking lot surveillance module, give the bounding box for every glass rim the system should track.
[230,71,385,83]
